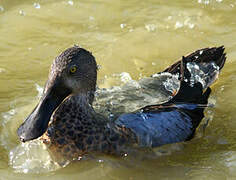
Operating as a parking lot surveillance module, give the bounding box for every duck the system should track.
[17,45,226,162]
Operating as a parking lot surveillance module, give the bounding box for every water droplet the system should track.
[145,24,157,32]
[163,74,180,93]
[98,159,103,163]
[68,0,74,6]
[19,10,26,16]
[220,85,225,91]
[89,16,94,21]
[120,72,132,83]
[0,6,4,12]
[205,0,210,4]
[188,23,195,29]
[0,67,6,73]
[198,0,210,5]
[194,64,200,70]
[33,3,41,9]
[97,64,102,70]
[35,83,43,98]
[175,21,183,29]
[141,113,148,121]
[23,168,29,174]
[120,23,126,29]
[167,16,172,20]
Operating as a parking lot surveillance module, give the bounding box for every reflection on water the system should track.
[0,0,236,179]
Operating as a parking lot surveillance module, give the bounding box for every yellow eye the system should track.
[70,66,77,73]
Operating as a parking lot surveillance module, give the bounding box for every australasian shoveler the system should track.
[17,46,226,162]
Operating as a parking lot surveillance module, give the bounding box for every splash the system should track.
[0,105,62,173]
[33,3,41,9]
[35,83,43,98]
[186,61,219,88]
[94,72,180,119]
[1,82,68,173]
[9,140,61,173]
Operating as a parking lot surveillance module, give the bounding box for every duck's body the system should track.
[17,46,226,162]
[42,94,137,161]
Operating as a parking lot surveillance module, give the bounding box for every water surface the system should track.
[0,0,236,179]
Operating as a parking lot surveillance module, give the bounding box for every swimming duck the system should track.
[17,46,226,161]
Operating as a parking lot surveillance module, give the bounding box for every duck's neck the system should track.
[72,90,95,105]
[43,92,137,159]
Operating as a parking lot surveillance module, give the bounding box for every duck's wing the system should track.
[115,82,211,147]
[115,46,226,148]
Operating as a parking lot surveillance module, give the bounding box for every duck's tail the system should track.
[165,46,226,104]
[164,46,226,74]
[164,46,226,128]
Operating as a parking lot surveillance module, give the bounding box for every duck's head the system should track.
[17,46,97,142]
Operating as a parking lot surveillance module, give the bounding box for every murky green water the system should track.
[0,0,236,179]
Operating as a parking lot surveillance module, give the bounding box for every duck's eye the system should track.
[70,66,77,73]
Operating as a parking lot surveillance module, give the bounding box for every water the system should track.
[0,0,236,179]
[94,72,180,119]
[186,61,220,88]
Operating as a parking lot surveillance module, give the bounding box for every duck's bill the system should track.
[17,78,71,142]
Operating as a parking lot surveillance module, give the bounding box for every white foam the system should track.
[186,62,220,88]
[9,140,60,173]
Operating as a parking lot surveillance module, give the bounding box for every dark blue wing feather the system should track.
[115,107,194,147]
